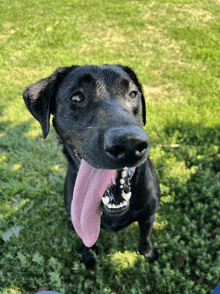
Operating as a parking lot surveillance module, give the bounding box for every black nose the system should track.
[104,126,148,165]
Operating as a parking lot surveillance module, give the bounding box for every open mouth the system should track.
[101,167,135,216]
[71,159,136,247]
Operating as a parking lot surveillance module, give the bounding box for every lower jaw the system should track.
[101,201,130,217]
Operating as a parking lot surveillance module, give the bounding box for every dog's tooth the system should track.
[120,185,124,189]
[122,192,131,201]
[120,179,125,184]
[107,203,112,208]
[112,203,116,208]
[121,171,126,178]
[122,200,128,206]
[102,196,110,205]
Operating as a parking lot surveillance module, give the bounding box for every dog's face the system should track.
[24,64,148,170]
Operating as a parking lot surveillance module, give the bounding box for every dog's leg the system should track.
[138,214,158,262]
[81,244,98,269]
[67,218,97,268]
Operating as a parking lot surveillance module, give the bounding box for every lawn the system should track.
[0,0,220,293]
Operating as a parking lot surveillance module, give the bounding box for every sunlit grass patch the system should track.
[12,164,22,171]
[107,250,139,270]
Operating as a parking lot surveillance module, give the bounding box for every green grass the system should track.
[0,0,220,293]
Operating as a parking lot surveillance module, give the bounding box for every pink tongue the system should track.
[71,159,116,247]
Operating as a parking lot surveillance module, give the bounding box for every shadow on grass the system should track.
[148,120,220,292]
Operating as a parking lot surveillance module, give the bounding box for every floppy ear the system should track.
[23,66,77,139]
[117,65,146,126]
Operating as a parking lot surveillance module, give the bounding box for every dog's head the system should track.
[23,64,148,170]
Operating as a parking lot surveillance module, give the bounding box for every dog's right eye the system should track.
[129,91,137,99]
[70,92,85,103]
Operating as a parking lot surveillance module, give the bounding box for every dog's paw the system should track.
[80,245,98,269]
[139,245,158,263]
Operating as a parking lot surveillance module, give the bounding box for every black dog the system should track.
[23,64,160,268]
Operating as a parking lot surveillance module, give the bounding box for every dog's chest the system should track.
[100,211,135,233]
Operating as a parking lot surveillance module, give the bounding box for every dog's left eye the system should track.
[70,92,85,103]
[129,91,137,99]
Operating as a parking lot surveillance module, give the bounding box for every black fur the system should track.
[23,64,160,268]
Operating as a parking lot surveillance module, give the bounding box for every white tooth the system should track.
[121,171,126,178]
[107,203,112,208]
[119,202,123,208]
[120,185,123,189]
[122,192,131,201]
[120,179,125,184]
[112,203,116,208]
[122,200,128,206]
[102,196,109,205]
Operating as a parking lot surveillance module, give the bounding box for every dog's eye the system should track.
[129,91,137,99]
[70,92,85,103]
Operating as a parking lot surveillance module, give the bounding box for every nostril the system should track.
[135,142,148,157]
[106,145,126,159]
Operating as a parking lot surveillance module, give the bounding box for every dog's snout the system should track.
[135,141,148,157]
[104,126,148,165]
[105,145,126,159]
